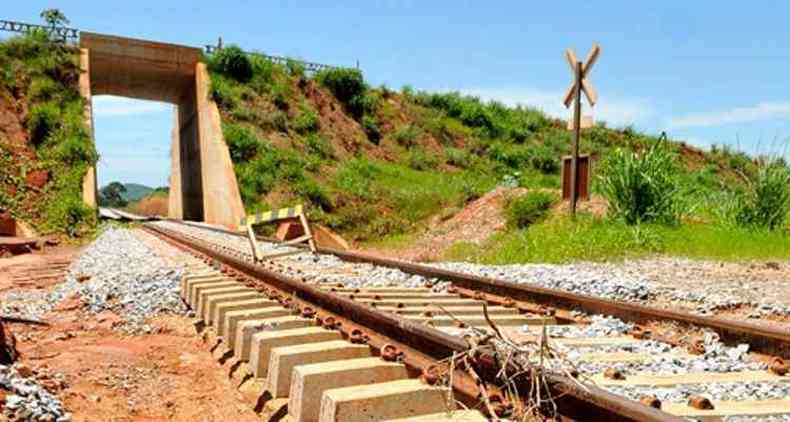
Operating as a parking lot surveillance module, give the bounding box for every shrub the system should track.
[362,115,381,144]
[296,178,331,211]
[407,147,438,170]
[598,140,683,225]
[732,161,790,230]
[315,68,365,104]
[529,146,559,174]
[315,68,368,117]
[53,131,97,164]
[210,76,238,110]
[248,54,275,92]
[445,148,470,168]
[305,134,333,159]
[207,45,253,82]
[487,142,531,169]
[285,58,305,79]
[394,124,419,147]
[28,77,59,101]
[268,110,289,133]
[26,101,60,145]
[506,191,557,228]
[293,102,320,134]
[335,158,378,199]
[223,124,259,162]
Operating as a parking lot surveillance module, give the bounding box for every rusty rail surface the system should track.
[146,223,677,421]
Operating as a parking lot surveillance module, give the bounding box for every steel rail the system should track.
[161,219,790,357]
[317,247,790,358]
[146,223,677,421]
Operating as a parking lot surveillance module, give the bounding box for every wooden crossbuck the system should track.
[239,205,316,261]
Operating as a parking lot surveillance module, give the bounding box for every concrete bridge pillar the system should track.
[79,33,245,229]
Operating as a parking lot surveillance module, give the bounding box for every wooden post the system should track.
[246,224,262,262]
[570,61,583,219]
[299,213,317,253]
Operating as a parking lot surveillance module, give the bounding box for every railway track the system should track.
[141,220,790,421]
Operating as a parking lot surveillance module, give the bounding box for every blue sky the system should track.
[6,1,790,187]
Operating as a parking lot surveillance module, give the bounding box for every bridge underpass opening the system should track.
[92,96,172,213]
[79,32,244,228]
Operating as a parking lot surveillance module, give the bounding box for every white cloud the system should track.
[92,96,171,117]
[668,102,790,129]
[456,87,655,128]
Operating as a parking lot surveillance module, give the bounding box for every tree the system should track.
[40,9,70,28]
[99,182,127,207]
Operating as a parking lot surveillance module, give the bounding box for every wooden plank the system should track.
[565,48,579,72]
[592,370,787,386]
[562,82,576,108]
[581,78,598,106]
[663,398,790,417]
[582,43,601,75]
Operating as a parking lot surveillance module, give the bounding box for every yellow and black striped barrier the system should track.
[238,205,303,231]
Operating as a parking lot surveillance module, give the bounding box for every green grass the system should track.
[443,214,790,264]
[328,157,497,239]
[0,31,97,237]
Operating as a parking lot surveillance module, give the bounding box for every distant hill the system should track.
[119,183,153,201]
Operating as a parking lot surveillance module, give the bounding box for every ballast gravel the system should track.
[0,364,70,422]
[0,227,186,333]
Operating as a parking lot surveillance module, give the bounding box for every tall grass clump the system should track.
[598,140,683,225]
[731,160,790,230]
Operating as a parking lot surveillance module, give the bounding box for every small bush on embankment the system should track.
[0,30,98,237]
[505,191,557,229]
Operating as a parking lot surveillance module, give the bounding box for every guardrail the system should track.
[0,18,350,72]
[204,44,347,73]
[0,19,79,42]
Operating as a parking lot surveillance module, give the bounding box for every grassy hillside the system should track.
[204,46,789,261]
[119,183,153,202]
[0,31,97,237]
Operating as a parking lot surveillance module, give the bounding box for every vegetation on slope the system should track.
[205,46,789,261]
[0,30,97,237]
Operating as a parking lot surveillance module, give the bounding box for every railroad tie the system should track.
[180,273,223,299]
[248,327,342,378]
[219,305,289,339]
[196,285,256,318]
[266,340,371,398]
[202,290,261,323]
[187,279,236,306]
[382,410,489,421]
[234,316,315,360]
[319,378,453,422]
[288,357,410,422]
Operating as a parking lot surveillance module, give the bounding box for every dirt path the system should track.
[1,243,260,421]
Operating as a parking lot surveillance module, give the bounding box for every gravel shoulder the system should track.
[0,227,259,421]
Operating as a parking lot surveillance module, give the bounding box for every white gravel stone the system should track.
[0,227,186,333]
[0,364,68,422]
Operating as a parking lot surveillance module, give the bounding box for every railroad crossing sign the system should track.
[562,43,601,218]
[563,43,600,108]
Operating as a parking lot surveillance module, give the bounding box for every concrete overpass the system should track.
[78,32,245,228]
